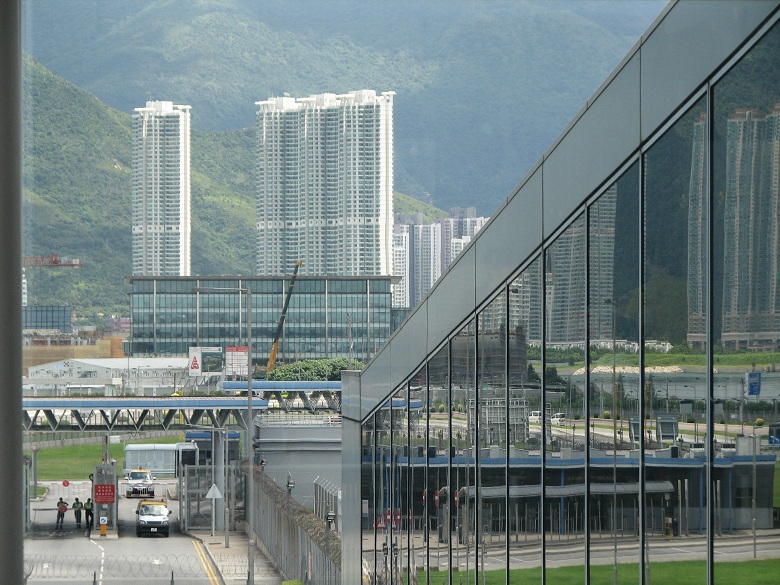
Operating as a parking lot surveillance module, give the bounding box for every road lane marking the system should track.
[193,540,220,584]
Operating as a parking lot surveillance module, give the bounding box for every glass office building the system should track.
[342,2,780,583]
[127,275,393,364]
[22,305,72,333]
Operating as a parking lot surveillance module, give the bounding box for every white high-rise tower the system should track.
[255,90,394,276]
[131,101,192,276]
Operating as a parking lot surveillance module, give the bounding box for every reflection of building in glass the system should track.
[545,218,586,344]
[509,262,543,346]
[721,106,780,350]
[131,101,192,277]
[255,91,394,277]
[590,186,617,342]
[345,6,780,583]
[687,113,708,348]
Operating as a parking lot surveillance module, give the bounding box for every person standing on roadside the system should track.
[84,498,94,529]
[55,497,68,528]
[72,497,83,527]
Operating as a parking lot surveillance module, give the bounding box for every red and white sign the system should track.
[454,492,460,507]
[226,346,249,377]
[189,347,202,375]
[434,490,439,507]
[62,480,69,487]
[94,484,115,504]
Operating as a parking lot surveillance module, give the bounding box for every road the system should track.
[25,480,220,584]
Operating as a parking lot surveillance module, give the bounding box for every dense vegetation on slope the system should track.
[25,0,664,215]
[22,57,445,322]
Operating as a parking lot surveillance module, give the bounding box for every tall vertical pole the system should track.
[246,287,254,585]
[0,2,22,581]
[606,299,618,585]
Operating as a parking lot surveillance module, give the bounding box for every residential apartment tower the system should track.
[131,101,192,277]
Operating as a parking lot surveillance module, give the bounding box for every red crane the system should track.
[22,255,82,268]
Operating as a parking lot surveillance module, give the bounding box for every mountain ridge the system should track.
[25,0,665,215]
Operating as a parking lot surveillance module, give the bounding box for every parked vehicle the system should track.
[528,411,541,424]
[551,412,566,426]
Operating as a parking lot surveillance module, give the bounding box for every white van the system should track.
[528,411,541,424]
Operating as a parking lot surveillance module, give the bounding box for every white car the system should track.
[528,411,541,424]
[551,412,566,426]
[125,468,156,498]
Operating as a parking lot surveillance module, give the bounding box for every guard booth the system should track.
[91,463,119,532]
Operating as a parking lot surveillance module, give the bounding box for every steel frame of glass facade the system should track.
[343,2,780,584]
[126,275,393,364]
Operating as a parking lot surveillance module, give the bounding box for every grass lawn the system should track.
[27,435,182,481]
[420,558,780,584]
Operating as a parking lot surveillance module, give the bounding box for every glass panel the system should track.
[427,344,450,578]
[589,164,641,583]
[645,95,708,582]
[508,257,543,582]
[712,21,780,581]
[373,399,394,584]
[544,214,586,582]
[407,366,426,583]
[361,414,378,583]
[392,386,407,584]
[452,319,476,581]
[478,290,507,583]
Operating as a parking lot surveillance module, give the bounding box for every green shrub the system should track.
[756,418,765,427]
[602,411,611,419]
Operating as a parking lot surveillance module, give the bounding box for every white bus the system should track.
[123,442,199,477]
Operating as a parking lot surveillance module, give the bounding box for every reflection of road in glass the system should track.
[587,372,780,400]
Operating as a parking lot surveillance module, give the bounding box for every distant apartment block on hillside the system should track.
[255,90,395,277]
[131,101,192,277]
[393,207,488,308]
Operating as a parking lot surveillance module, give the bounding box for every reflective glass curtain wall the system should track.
[359,10,780,585]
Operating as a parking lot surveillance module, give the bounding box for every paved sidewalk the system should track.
[189,529,283,585]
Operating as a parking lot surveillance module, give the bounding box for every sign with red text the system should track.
[226,346,249,377]
[94,484,115,504]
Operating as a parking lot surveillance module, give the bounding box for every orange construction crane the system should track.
[266,260,302,373]
[23,254,81,268]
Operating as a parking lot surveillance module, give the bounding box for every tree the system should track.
[265,358,366,381]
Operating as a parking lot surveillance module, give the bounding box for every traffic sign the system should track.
[206,483,223,500]
[62,480,69,487]
[94,484,115,504]
[434,490,439,507]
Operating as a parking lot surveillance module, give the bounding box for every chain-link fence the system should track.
[251,464,341,585]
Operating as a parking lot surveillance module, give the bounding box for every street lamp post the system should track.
[194,286,254,585]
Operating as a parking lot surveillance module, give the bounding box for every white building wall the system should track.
[131,101,191,276]
[255,90,395,276]
[392,225,410,308]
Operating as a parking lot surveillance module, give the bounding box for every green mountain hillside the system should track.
[25,0,665,216]
[22,57,444,322]
[22,56,254,319]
